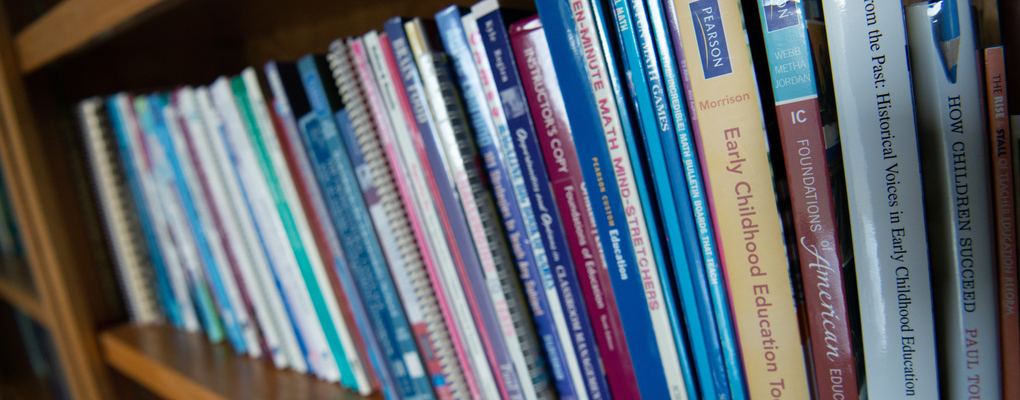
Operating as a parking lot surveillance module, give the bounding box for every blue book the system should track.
[134,95,226,344]
[534,1,674,399]
[147,93,247,353]
[106,95,181,327]
[471,3,612,399]
[606,0,731,397]
[265,60,397,397]
[658,0,747,396]
[434,7,561,400]
[384,18,512,400]
[296,54,435,400]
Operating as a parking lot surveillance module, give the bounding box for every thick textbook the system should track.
[906,2,1000,398]
[986,45,1019,399]
[384,17,503,400]
[749,0,858,398]
[671,0,809,397]
[295,53,435,400]
[820,0,939,397]
[534,0,675,398]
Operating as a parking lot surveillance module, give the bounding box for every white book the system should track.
[905,2,1000,398]
[240,68,370,391]
[180,87,292,369]
[821,0,939,398]
[162,98,259,357]
[210,78,340,381]
[356,32,500,399]
[117,95,201,332]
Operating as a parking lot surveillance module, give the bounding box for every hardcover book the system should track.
[670,0,810,397]
[819,0,940,397]
[749,1,859,398]
[907,2,1000,397]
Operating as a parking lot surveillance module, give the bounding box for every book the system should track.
[403,16,529,400]
[986,45,1019,400]
[184,86,301,371]
[384,17,504,400]
[106,94,185,328]
[461,7,589,400]
[79,98,164,325]
[210,78,337,379]
[295,53,435,400]
[671,0,810,397]
[602,0,727,397]
[473,3,617,399]
[819,0,940,397]
[433,9,554,400]
[748,1,859,398]
[906,2,1000,397]
[134,95,226,344]
[508,16,643,400]
[337,34,468,399]
[263,61,383,389]
[164,90,261,357]
[533,1,675,398]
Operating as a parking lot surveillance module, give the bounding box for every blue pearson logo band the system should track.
[690,0,732,79]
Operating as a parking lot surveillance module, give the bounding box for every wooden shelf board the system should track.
[14,0,181,73]
[100,324,377,400]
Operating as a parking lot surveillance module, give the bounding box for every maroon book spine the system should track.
[509,15,641,400]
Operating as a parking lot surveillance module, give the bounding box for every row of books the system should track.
[75,0,1019,399]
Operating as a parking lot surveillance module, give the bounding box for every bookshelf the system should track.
[0,0,471,398]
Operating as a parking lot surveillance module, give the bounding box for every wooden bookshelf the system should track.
[100,325,379,400]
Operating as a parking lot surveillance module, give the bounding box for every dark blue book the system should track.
[434,6,560,400]
[605,0,726,397]
[296,54,435,400]
[106,94,181,328]
[471,2,612,399]
[534,1,674,399]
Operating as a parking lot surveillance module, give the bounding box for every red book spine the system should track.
[269,103,378,389]
[986,46,1018,399]
[509,16,641,400]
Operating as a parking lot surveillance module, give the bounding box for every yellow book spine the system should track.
[673,0,809,398]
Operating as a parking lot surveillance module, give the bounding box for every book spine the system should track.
[166,91,261,357]
[135,95,226,344]
[986,45,1019,399]
[384,18,504,400]
[194,86,310,374]
[906,3,1000,398]
[263,61,381,389]
[296,53,436,400]
[433,10,553,400]
[340,35,467,400]
[647,0,748,398]
[533,1,674,398]
[474,5,614,400]
[753,1,859,397]
[404,17,523,400]
[105,94,182,327]
[818,0,939,397]
[239,69,369,388]
[672,1,811,397]
[509,17,643,400]
[461,10,585,400]
[658,2,746,397]
[184,86,299,369]
[604,0,725,397]
[82,98,163,325]
[211,78,335,378]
